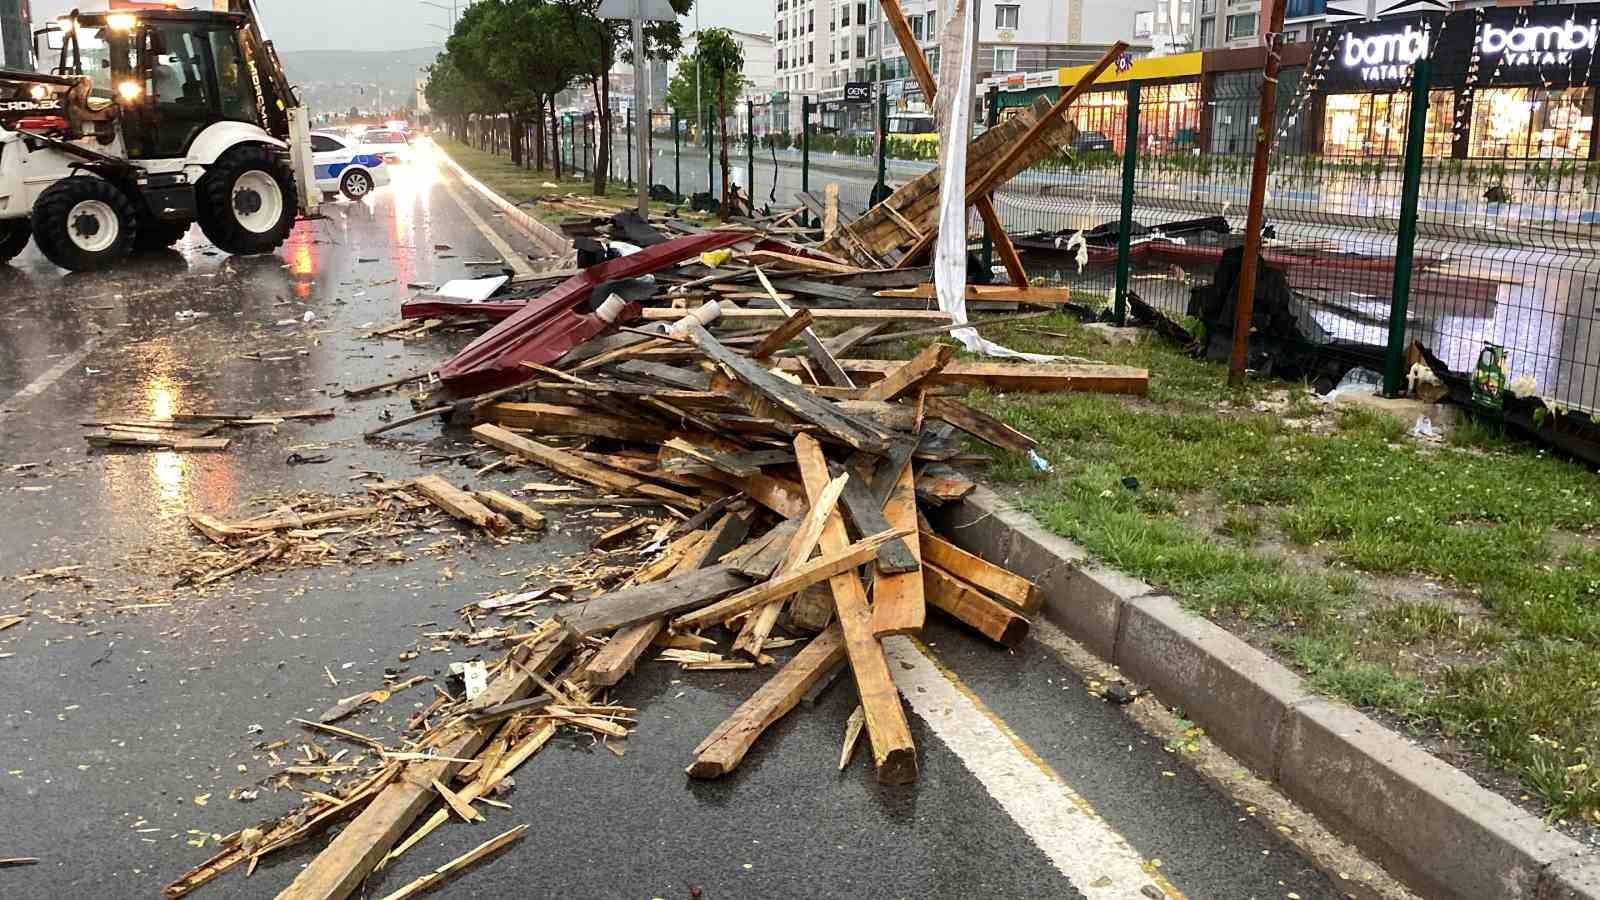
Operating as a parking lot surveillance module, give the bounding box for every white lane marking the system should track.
[438,173,536,278]
[885,636,1176,899]
[0,335,101,424]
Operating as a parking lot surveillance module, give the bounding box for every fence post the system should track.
[707,105,716,200]
[981,92,998,272]
[1115,80,1141,327]
[874,87,888,204]
[801,96,811,195]
[674,111,681,198]
[747,99,755,213]
[1384,56,1433,398]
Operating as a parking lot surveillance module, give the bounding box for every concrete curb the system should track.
[433,147,570,257]
[930,485,1599,900]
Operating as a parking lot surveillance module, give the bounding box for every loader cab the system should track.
[50,10,284,160]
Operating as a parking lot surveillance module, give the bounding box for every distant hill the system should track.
[279,47,442,116]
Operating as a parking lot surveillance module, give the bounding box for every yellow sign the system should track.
[1058,50,1202,87]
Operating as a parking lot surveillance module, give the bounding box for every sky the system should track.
[29,0,774,53]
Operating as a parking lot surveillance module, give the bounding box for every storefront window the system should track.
[1468,88,1593,160]
[1320,90,1451,158]
[1067,82,1203,155]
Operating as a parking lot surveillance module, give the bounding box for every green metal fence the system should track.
[471,64,1600,417]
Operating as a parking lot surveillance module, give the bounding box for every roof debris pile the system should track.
[165,64,1152,895]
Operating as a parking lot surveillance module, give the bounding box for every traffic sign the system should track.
[597,0,676,22]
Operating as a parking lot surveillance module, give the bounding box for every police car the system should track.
[309,131,389,201]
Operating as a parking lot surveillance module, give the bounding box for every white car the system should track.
[358,129,413,165]
[309,131,389,201]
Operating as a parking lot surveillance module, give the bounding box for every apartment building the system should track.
[768,0,1137,133]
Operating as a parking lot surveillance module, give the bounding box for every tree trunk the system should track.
[593,75,610,196]
[508,113,523,167]
[550,96,562,180]
[533,110,546,171]
[718,79,732,217]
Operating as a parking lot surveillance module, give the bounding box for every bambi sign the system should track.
[1479,18,1599,68]
[1341,24,1430,83]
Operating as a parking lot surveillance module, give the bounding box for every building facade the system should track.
[768,0,1144,135]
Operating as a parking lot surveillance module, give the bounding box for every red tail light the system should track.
[16,116,68,131]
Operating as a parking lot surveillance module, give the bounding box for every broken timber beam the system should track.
[924,564,1031,647]
[471,424,704,509]
[875,0,1028,285]
[688,625,848,778]
[275,631,572,900]
[894,41,1129,267]
[411,475,512,535]
[793,433,918,784]
[869,457,925,637]
[859,342,955,402]
[773,359,1149,395]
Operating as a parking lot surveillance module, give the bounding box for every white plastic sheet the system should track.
[931,0,1058,364]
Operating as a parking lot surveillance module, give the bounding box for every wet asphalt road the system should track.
[1,147,1359,899]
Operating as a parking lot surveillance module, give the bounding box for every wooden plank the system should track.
[732,472,850,660]
[773,359,1149,395]
[477,402,670,443]
[792,433,917,784]
[730,520,800,578]
[921,531,1041,614]
[924,564,1031,648]
[873,284,1072,305]
[859,342,955,402]
[916,472,977,505]
[559,565,752,637]
[869,459,925,638]
[582,619,666,688]
[750,307,815,359]
[412,475,511,535]
[687,625,848,778]
[473,490,548,530]
[923,396,1037,452]
[641,307,950,322]
[376,825,527,900]
[822,322,888,358]
[662,437,758,478]
[753,266,854,388]
[739,248,865,275]
[670,527,909,631]
[429,779,483,823]
[276,633,570,900]
[471,424,703,509]
[611,360,713,391]
[833,462,919,575]
[84,432,230,451]
[979,202,1031,287]
[822,184,839,239]
[684,324,892,454]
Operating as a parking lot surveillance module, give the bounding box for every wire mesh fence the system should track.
[457,49,1600,415]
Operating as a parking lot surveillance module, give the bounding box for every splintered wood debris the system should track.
[161,62,1152,895]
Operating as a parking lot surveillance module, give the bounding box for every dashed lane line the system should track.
[886,636,1182,900]
[0,335,101,425]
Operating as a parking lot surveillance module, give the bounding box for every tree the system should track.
[695,28,744,217]
[554,0,692,196]
[663,45,748,127]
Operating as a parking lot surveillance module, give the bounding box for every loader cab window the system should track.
[139,20,216,159]
[208,28,255,124]
[68,27,130,96]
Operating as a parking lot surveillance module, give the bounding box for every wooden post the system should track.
[1228,0,1286,387]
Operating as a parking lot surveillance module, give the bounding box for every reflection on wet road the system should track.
[0,142,543,588]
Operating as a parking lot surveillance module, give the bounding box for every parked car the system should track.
[359,129,413,164]
[309,131,389,201]
[1072,131,1114,153]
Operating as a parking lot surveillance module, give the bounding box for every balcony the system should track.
[1284,0,1324,19]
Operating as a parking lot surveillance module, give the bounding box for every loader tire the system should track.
[30,176,137,272]
[0,220,30,264]
[196,145,297,255]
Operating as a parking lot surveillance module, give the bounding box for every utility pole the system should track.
[600,0,671,216]
[1227,0,1286,386]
